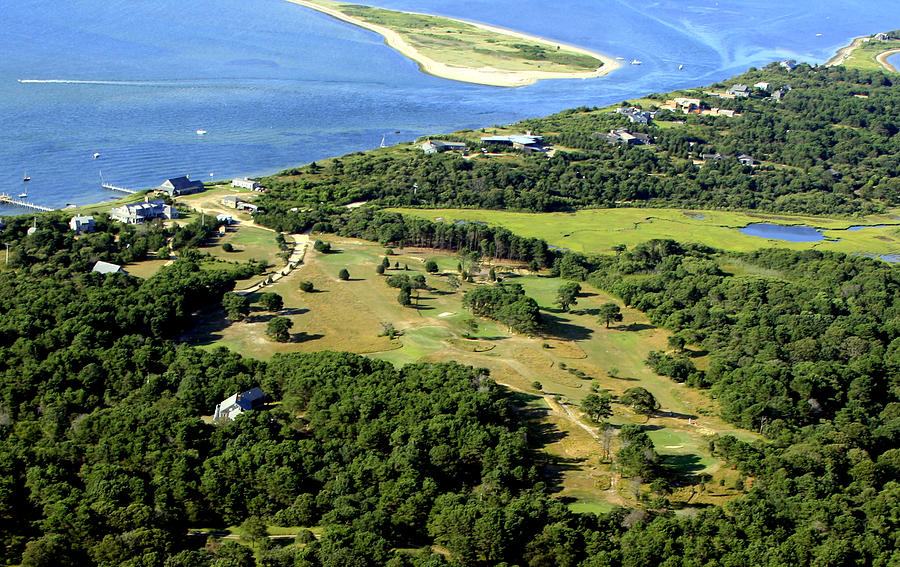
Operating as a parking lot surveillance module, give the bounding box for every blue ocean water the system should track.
[1,0,898,212]
[888,52,900,70]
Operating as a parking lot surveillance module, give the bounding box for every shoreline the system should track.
[825,35,868,67]
[875,49,900,72]
[285,0,620,88]
[826,34,900,72]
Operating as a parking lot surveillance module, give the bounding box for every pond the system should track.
[739,223,824,242]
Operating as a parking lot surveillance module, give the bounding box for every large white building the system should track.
[109,200,177,224]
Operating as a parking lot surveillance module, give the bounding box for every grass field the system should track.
[392,207,900,256]
[309,0,604,73]
[187,234,757,511]
[840,38,900,72]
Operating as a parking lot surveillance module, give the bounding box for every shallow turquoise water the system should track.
[1,0,898,212]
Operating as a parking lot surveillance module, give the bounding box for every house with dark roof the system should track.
[157,175,204,197]
[596,128,653,146]
[214,387,266,421]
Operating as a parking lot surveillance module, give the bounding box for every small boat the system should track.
[816,33,823,37]
[93,152,100,159]
[18,187,27,198]
[380,135,386,148]
[196,129,207,135]
[23,171,30,182]
[678,64,684,70]
[615,56,625,60]
[631,59,642,65]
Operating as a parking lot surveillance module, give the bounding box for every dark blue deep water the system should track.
[2,0,899,212]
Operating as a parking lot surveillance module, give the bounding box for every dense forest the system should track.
[6,58,900,565]
[256,63,900,217]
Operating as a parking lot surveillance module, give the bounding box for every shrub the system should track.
[376,264,385,275]
[425,259,439,273]
[299,280,314,292]
[338,268,350,280]
[313,240,331,253]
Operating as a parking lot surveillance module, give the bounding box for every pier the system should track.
[101,183,138,194]
[0,194,55,212]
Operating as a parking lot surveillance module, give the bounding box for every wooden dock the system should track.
[101,183,138,194]
[0,194,54,212]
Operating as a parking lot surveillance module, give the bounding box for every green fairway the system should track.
[393,207,900,256]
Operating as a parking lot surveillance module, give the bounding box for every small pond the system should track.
[739,223,823,242]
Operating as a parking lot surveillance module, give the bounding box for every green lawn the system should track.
[392,207,900,256]
[841,39,900,72]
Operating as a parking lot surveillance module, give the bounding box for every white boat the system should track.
[22,171,30,182]
[196,129,207,135]
[631,59,642,65]
[615,56,625,60]
[18,188,27,198]
[380,135,386,148]
[93,152,100,159]
[678,64,684,70]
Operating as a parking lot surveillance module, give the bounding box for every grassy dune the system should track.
[839,38,900,72]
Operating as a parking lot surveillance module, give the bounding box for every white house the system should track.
[109,200,177,224]
[231,178,259,190]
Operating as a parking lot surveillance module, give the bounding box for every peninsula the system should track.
[825,31,900,72]
[286,0,620,87]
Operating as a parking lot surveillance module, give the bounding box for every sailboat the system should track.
[18,186,27,199]
[380,135,387,148]
[23,171,30,182]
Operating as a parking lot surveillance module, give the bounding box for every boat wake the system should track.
[17,78,191,87]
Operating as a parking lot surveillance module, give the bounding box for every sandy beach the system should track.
[286,0,620,87]
[825,36,867,67]
[875,49,900,72]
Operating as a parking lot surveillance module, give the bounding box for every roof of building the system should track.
[92,260,125,274]
[480,134,544,146]
[161,176,203,190]
[70,215,94,223]
[218,387,265,413]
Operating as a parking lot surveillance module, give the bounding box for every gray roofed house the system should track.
[737,154,760,166]
[92,260,127,275]
[421,140,468,154]
[726,84,750,97]
[214,387,266,422]
[596,128,653,146]
[780,59,797,70]
[157,175,204,197]
[109,199,178,224]
[69,215,95,234]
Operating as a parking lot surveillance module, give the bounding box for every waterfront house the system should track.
[92,260,127,275]
[737,154,760,166]
[69,215,95,234]
[480,134,544,151]
[754,82,771,91]
[214,387,266,421]
[726,84,750,97]
[231,177,260,190]
[109,199,177,224]
[157,175,204,197]
[421,140,468,154]
[672,97,703,113]
[615,106,654,125]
